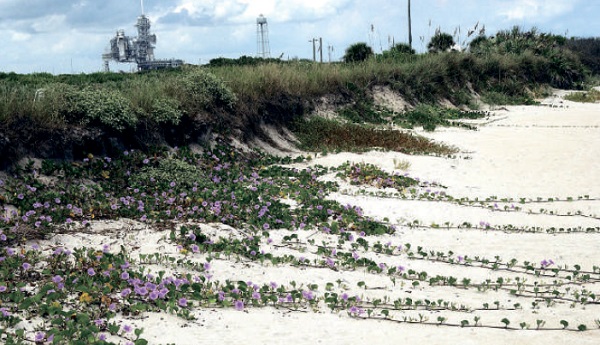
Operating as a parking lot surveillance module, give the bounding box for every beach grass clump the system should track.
[392,105,487,131]
[564,88,600,103]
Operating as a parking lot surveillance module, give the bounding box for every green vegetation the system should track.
[1,140,599,343]
[0,26,599,344]
[427,32,456,53]
[343,42,375,63]
[0,26,596,165]
[393,105,487,131]
[292,117,455,155]
[564,88,600,103]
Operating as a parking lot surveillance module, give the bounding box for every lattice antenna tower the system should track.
[256,14,270,58]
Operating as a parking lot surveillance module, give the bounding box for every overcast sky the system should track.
[1,0,599,74]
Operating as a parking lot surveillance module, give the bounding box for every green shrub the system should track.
[344,42,374,63]
[62,87,137,131]
[428,32,455,53]
[149,98,183,125]
[177,69,237,113]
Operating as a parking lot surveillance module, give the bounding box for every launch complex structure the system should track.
[102,1,183,72]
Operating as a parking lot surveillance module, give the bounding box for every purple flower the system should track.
[52,275,63,284]
[302,290,314,301]
[349,306,364,316]
[121,324,132,333]
[540,259,554,268]
[35,332,45,342]
[135,287,148,296]
[22,262,31,270]
[178,297,188,307]
[341,293,349,301]
[149,290,159,300]
[120,288,131,297]
[120,271,129,280]
[0,285,7,292]
[326,258,335,267]
[234,300,244,311]
[252,291,261,300]
[94,319,104,326]
[98,334,107,341]
[87,268,95,276]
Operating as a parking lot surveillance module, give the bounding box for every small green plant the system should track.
[393,158,411,171]
[564,89,600,103]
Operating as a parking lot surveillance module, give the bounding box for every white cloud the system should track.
[10,31,31,42]
[31,15,68,33]
[165,0,350,25]
[498,0,576,21]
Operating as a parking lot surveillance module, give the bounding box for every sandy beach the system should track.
[19,91,600,344]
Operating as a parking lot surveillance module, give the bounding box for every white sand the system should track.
[24,93,600,344]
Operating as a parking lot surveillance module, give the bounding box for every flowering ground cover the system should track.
[1,98,599,344]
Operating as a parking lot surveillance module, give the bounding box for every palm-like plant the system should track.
[343,42,374,63]
[427,33,455,53]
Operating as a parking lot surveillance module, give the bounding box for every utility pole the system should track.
[408,0,413,49]
[319,37,323,63]
[310,38,322,62]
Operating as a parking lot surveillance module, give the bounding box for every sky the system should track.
[1,0,599,74]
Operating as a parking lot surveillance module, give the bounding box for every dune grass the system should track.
[564,88,600,103]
